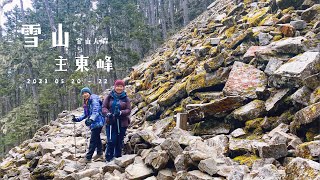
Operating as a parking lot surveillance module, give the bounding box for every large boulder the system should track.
[301,4,320,22]
[114,154,137,168]
[269,37,307,55]
[198,158,219,176]
[38,142,56,155]
[186,67,231,95]
[291,102,320,128]
[187,96,246,124]
[160,139,183,160]
[158,81,187,107]
[125,162,154,180]
[186,170,214,180]
[223,61,267,99]
[233,100,266,121]
[269,51,320,88]
[258,143,288,159]
[145,150,170,170]
[285,157,320,180]
[296,141,320,159]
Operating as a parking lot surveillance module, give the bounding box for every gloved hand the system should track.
[85,118,93,126]
[106,113,114,124]
[71,115,78,122]
[106,113,113,118]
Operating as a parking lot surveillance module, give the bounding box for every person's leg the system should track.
[105,125,117,161]
[95,127,103,155]
[86,128,98,160]
[114,127,127,158]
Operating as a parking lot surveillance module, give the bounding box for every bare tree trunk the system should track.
[43,0,57,32]
[182,0,189,26]
[169,0,175,29]
[159,0,167,39]
[19,0,25,22]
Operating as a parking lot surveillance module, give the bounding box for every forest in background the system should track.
[0,0,214,158]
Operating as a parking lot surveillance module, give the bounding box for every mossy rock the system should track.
[225,26,236,38]
[247,7,269,27]
[186,72,207,95]
[145,82,171,103]
[233,154,260,168]
[245,118,264,132]
[158,81,187,107]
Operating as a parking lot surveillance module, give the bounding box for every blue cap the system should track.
[80,87,91,95]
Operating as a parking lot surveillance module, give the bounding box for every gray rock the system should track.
[268,123,290,137]
[273,51,320,86]
[310,86,320,104]
[276,0,304,9]
[290,20,307,30]
[186,170,214,180]
[137,130,158,144]
[205,135,229,155]
[253,164,282,180]
[258,143,288,159]
[233,100,266,121]
[264,59,283,75]
[102,161,124,174]
[303,73,320,90]
[194,92,224,101]
[187,96,246,124]
[160,139,183,160]
[198,158,218,176]
[145,150,169,170]
[229,138,253,153]
[302,0,320,8]
[145,176,157,180]
[292,102,320,127]
[222,16,236,28]
[75,168,100,179]
[164,127,201,146]
[114,154,137,168]
[296,140,320,158]
[252,158,277,171]
[38,142,55,155]
[157,169,174,180]
[268,36,306,55]
[174,153,193,171]
[258,33,273,46]
[285,157,320,179]
[290,86,312,106]
[209,38,221,46]
[265,89,290,112]
[227,170,244,180]
[230,128,246,138]
[125,163,154,180]
[152,116,175,136]
[302,4,320,22]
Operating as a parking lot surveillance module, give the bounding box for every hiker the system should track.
[102,79,131,162]
[72,87,105,163]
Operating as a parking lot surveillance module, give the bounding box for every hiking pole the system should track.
[117,118,120,135]
[71,115,77,161]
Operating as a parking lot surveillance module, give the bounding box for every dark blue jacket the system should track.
[76,94,105,129]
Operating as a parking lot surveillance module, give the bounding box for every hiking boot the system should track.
[79,158,92,163]
[93,154,104,161]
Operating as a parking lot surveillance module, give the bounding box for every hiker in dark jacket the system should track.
[72,87,105,163]
[102,80,131,162]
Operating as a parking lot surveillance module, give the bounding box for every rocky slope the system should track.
[1,0,320,179]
